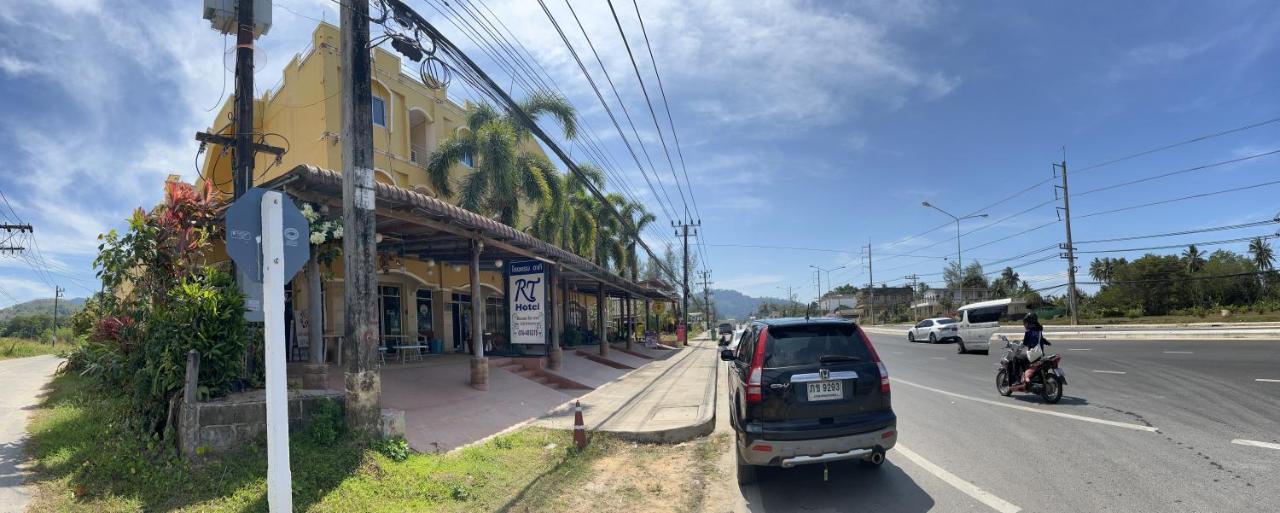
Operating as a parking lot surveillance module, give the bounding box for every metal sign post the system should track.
[225,188,309,513]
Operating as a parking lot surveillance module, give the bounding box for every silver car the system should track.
[907,317,959,343]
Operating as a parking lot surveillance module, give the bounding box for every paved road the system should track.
[0,355,62,513]
[716,334,1280,512]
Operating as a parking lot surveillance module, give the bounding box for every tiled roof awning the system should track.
[263,165,675,300]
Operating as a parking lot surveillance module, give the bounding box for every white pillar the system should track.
[260,191,293,512]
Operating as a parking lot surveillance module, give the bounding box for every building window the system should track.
[459,152,474,168]
[372,95,387,127]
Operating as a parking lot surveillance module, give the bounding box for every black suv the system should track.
[721,318,896,484]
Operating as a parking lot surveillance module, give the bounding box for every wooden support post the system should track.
[597,285,609,357]
[547,265,563,370]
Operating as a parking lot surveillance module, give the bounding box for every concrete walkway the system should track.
[532,335,719,442]
[0,355,62,513]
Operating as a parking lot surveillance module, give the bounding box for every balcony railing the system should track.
[410,144,427,165]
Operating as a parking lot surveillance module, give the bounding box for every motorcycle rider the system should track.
[1014,312,1046,385]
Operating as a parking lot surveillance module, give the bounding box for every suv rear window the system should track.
[765,324,871,368]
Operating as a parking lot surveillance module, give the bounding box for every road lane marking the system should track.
[892,377,1158,432]
[1162,351,1194,354]
[1255,379,1280,383]
[1067,348,1091,351]
[930,357,947,360]
[1231,439,1280,451]
[895,444,1021,513]
[1092,370,1127,374]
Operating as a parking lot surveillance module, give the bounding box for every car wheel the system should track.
[928,333,937,344]
[908,331,915,343]
[996,369,1013,396]
[736,441,757,485]
[956,339,967,354]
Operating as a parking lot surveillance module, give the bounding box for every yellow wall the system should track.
[196,22,547,222]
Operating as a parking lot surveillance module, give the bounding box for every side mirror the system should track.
[720,349,734,361]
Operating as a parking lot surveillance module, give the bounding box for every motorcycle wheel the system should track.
[1041,374,1063,404]
[996,369,1013,396]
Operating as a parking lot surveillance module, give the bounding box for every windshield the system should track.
[764,324,871,368]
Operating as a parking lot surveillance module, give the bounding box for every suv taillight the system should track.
[857,326,890,394]
[745,327,769,404]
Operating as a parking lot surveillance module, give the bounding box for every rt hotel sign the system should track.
[508,260,546,345]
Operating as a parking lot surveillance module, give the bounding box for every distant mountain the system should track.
[0,297,86,322]
[711,288,786,320]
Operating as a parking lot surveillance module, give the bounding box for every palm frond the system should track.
[425,136,473,199]
[516,90,578,141]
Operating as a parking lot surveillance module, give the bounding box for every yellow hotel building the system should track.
[196,22,616,360]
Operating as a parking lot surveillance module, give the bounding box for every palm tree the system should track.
[1249,237,1275,271]
[426,91,577,227]
[531,163,604,256]
[1183,245,1205,273]
[1088,257,1118,285]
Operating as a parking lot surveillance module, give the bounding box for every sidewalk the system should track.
[531,335,719,443]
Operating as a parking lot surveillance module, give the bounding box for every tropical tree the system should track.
[1249,237,1274,271]
[531,163,604,256]
[1183,244,1206,273]
[426,91,576,227]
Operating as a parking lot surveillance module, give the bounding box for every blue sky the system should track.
[2,0,1280,306]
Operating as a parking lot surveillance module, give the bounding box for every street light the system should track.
[921,201,988,273]
[808,264,846,307]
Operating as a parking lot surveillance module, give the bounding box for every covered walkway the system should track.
[265,164,676,389]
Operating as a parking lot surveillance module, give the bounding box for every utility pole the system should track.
[1054,154,1080,325]
[340,0,382,434]
[233,0,255,199]
[866,244,875,325]
[673,219,699,342]
[0,223,32,253]
[904,274,918,323]
[699,270,712,328]
[50,285,63,346]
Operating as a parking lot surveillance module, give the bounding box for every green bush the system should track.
[562,326,582,347]
[305,399,344,446]
[377,436,411,462]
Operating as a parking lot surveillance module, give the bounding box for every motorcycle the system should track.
[995,335,1066,403]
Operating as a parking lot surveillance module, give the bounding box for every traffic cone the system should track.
[573,400,588,450]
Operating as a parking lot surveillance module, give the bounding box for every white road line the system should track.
[930,357,947,360]
[1231,439,1280,451]
[1092,370,1127,375]
[1255,379,1280,383]
[895,444,1021,513]
[1067,348,1091,351]
[1162,351,1194,354]
[892,377,1158,432]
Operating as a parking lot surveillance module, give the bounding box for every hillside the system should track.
[0,297,86,322]
[711,288,786,320]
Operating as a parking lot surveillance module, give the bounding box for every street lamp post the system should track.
[921,202,988,275]
[808,264,846,312]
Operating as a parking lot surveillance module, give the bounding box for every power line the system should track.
[1074,234,1278,255]
[1075,218,1280,244]
[1074,148,1280,198]
[1076,177,1280,219]
[1074,115,1280,175]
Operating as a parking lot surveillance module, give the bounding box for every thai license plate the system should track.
[806,380,843,401]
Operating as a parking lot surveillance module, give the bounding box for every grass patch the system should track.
[1042,312,1280,325]
[0,337,76,361]
[24,372,609,512]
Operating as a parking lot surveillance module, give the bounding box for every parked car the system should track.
[721,318,896,484]
[718,323,735,344]
[907,317,959,343]
[952,298,1011,354]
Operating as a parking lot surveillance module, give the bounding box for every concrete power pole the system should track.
[340,0,382,434]
[673,220,699,342]
[1054,156,1080,325]
[50,285,63,346]
[866,244,875,325]
[699,270,712,328]
[233,0,255,199]
[904,274,918,323]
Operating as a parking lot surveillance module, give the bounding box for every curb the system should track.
[599,344,718,444]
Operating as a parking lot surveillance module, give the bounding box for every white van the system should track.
[953,298,1011,354]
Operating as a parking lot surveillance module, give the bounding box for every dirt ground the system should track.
[519,433,731,513]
